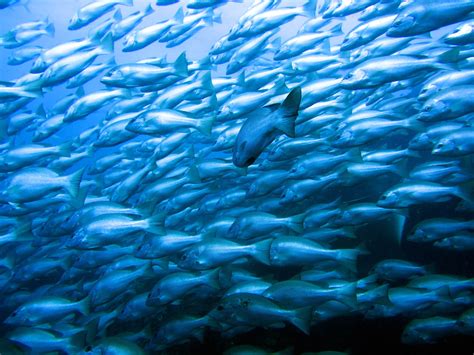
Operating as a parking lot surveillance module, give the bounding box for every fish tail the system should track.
[77,295,90,316]
[144,3,154,16]
[456,181,474,204]
[302,0,317,18]
[186,165,201,184]
[145,214,166,235]
[64,168,84,198]
[196,115,214,136]
[98,34,114,55]
[45,22,55,37]
[287,213,305,234]
[290,306,312,335]
[173,52,189,78]
[57,141,72,157]
[250,238,272,265]
[337,248,359,272]
[275,86,302,138]
[203,267,221,289]
[120,0,134,6]
[337,282,357,308]
[199,72,214,93]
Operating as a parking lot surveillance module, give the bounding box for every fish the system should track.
[1,0,474,352]
[232,86,301,167]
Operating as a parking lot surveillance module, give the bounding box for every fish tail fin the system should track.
[68,331,86,354]
[330,23,343,36]
[120,0,134,6]
[186,165,201,184]
[346,147,362,162]
[144,3,154,16]
[113,9,123,21]
[287,213,305,234]
[302,0,317,17]
[145,214,166,235]
[14,219,34,241]
[58,142,72,157]
[45,22,55,37]
[392,159,409,178]
[250,238,272,265]
[337,248,359,273]
[77,295,90,316]
[174,7,184,22]
[212,13,222,25]
[338,282,357,308]
[199,71,214,92]
[435,285,453,304]
[68,185,89,209]
[290,306,312,335]
[99,34,114,55]
[237,70,246,87]
[173,52,189,78]
[276,86,302,138]
[405,117,425,132]
[456,181,474,204]
[197,115,214,136]
[64,168,84,198]
[405,148,421,159]
[203,267,221,289]
[436,48,460,64]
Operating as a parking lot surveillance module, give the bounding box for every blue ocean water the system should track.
[1,0,474,354]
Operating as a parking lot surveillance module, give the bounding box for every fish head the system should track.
[226,61,242,75]
[147,286,169,306]
[135,239,152,258]
[101,68,124,85]
[446,23,473,43]
[125,115,147,133]
[123,33,137,50]
[377,190,399,208]
[408,133,430,150]
[418,84,437,101]
[279,188,298,205]
[246,183,258,198]
[387,13,416,37]
[178,248,204,270]
[417,100,448,121]
[401,327,429,345]
[331,129,354,147]
[407,227,427,242]
[433,238,451,248]
[351,48,369,63]
[341,69,367,89]
[218,104,234,120]
[233,138,259,168]
[68,15,82,30]
[66,228,88,249]
[0,156,14,172]
[432,138,456,156]
[31,56,47,73]
[5,307,28,325]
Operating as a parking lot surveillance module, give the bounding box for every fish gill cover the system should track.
[0,0,474,354]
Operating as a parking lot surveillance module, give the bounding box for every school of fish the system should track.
[0,0,474,353]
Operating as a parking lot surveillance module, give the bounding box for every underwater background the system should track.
[1,0,474,353]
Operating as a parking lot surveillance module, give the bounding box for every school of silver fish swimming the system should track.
[1,0,474,353]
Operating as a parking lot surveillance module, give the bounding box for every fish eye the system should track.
[242,300,249,307]
[181,254,187,260]
[85,345,92,352]
[245,156,256,166]
[217,305,224,311]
